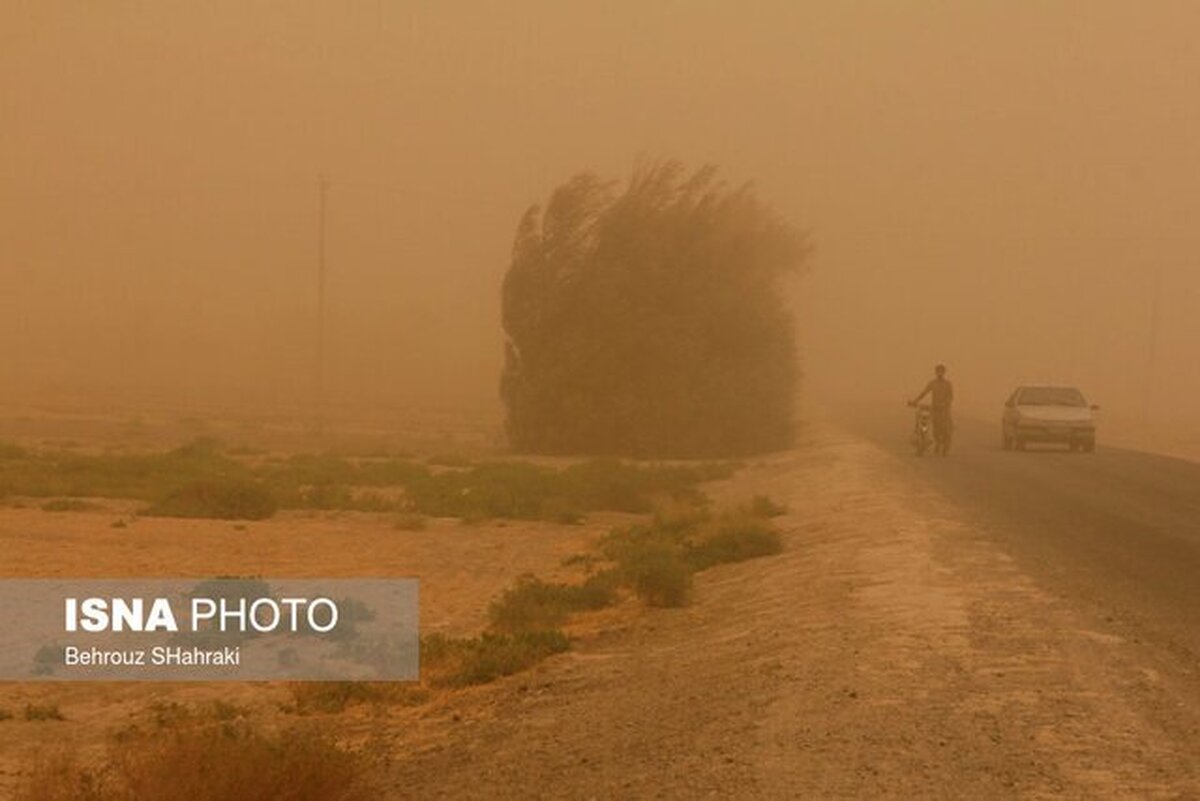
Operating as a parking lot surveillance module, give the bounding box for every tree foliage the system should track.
[501,161,807,457]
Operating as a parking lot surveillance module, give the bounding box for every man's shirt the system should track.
[922,378,954,409]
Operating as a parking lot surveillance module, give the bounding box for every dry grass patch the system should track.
[486,572,619,633]
[16,720,369,801]
[286,682,429,714]
[23,703,66,722]
[600,501,785,607]
[421,630,571,688]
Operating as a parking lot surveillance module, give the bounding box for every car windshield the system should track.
[1018,387,1087,407]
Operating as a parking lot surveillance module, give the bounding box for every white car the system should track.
[1002,385,1099,452]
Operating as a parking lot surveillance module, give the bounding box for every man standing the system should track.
[912,364,954,456]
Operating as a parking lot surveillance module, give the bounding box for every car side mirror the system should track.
[1090,404,1101,411]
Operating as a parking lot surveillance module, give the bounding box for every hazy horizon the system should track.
[3,2,1198,438]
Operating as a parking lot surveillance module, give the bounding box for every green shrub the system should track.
[422,630,570,687]
[452,630,570,686]
[0,438,245,500]
[625,543,693,607]
[146,479,278,520]
[487,572,618,633]
[346,491,395,512]
[40,498,98,512]
[0,437,733,520]
[240,454,427,509]
[147,700,248,729]
[601,508,782,607]
[404,461,555,519]
[274,453,358,485]
[600,524,694,607]
[355,458,428,486]
[286,682,428,714]
[403,458,732,521]
[685,518,783,570]
[650,505,712,537]
[296,482,354,510]
[557,459,657,513]
[562,459,734,512]
[290,682,379,714]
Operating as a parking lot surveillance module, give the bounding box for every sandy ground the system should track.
[0,505,612,793]
[378,426,1199,799]
[1,423,1197,798]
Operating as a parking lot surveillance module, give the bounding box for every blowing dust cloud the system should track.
[2,2,1197,456]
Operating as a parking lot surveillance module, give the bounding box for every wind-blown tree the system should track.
[501,161,807,458]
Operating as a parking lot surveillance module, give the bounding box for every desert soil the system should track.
[379,426,1199,799]
[0,505,613,793]
[1,424,1197,798]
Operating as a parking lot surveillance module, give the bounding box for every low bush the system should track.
[0,439,734,520]
[146,479,278,520]
[345,490,395,512]
[403,458,732,521]
[16,721,369,801]
[626,544,693,607]
[600,507,783,607]
[559,459,733,513]
[684,518,783,571]
[600,523,694,607]
[24,703,65,721]
[404,461,555,519]
[294,482,355,510]
[260,456,428,506]
[487,572,618,633]
[268,454,358,487]
[147,700,248,729]
[354,458,429,486]
[40,498,99,512]
[0,438,244,500]
[421,630,570,687]
[287,682,428,714]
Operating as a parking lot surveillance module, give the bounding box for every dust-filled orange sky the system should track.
[2,2,1197,432]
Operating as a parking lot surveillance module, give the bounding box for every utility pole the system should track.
[316,174,329,436]
[1143,264,1162,426]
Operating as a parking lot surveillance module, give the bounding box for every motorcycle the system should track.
[908,401,934,456]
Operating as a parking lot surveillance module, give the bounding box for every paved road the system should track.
[842,405,1200,683]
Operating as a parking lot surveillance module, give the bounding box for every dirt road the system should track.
[383,424,1200,799]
